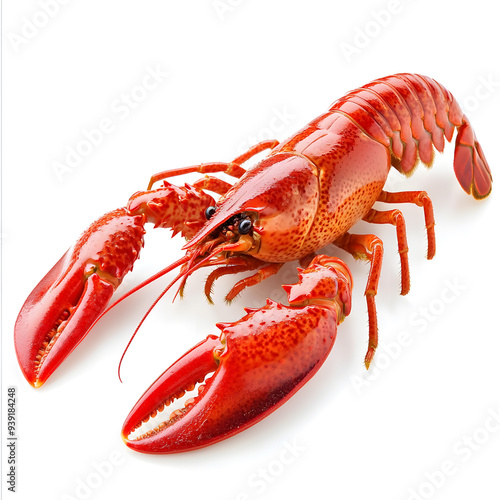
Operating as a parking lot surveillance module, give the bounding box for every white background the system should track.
[2,1,500,499]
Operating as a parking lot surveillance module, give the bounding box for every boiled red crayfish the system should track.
[15,73,492,453]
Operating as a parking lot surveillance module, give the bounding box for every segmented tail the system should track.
[329,73,492,199]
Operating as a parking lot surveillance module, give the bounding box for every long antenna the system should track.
[103,254,191,317]
[117,246,224,382]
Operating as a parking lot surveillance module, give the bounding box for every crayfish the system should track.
[14,73,492,453]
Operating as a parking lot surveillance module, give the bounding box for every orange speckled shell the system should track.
[187,73,492,263]
[188,114,389,263]
[274,113,390,257]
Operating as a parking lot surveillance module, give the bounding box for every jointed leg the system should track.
[363,208,410,295]
[232,139,280,165]
[202,255,283,304]
[148,139,280,189]
[204,256,266,303]
[192,176,233,196]
[225,262,284,303]
[377,190,436,259]
[334,232,383,369]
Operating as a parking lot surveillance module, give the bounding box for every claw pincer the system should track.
[14,208,146,387]
[121,256,352,453]
[14,182,215,387]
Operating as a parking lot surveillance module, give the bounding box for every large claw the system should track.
[122,256,352,453]
[15,208,146,387]
[15,180,216,388]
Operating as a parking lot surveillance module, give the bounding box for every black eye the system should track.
[238,218,253,235]
[205,206,216,220]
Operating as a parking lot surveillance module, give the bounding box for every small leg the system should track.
[334,232,383,369]
[192,176,233,196]
[363,208,410,295]
[204,256,265,303]
[232,139,280,164]
[225,262,284,303]
[377,190,436,259]
[148,139,280,190]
